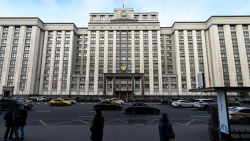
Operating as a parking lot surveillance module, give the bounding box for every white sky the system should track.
[0,0,250,27]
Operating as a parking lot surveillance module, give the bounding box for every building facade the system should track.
[0,8,250,97]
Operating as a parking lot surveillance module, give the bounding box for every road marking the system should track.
[148,119,158,123]
[116,119,128,124]
[79,115,94,118]
[49,120,77,125]
[39,120,47,126]
[78,119,90,125]
[185,119,196,126]
[172,122,185,126]
[190,116,208,118]
[36,110,50,113]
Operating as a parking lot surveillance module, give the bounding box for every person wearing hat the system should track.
[159,113,175,141]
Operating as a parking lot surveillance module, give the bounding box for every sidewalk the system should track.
[0,124,210,141]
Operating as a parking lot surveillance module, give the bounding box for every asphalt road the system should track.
[0,102,210,141]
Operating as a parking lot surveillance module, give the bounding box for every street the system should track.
[0,102,210,141]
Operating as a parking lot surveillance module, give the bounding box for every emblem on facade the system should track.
[120,10,128,18]
[120,64,127,72]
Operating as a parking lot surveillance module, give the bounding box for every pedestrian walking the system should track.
[90,110,104,141]
[18,105,28,140]
[159,113,175,141]
[4,109,14,141]
[9,106,20,141]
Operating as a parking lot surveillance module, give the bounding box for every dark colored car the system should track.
[93,101,122,111]
[0,98,33,110]
[125,103,160,114]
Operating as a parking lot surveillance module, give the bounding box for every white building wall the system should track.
[236,25,250,86]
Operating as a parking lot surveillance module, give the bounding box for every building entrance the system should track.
[115,91,132,99]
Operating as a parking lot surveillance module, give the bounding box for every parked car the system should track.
[48,98,72,106]
[227,100,240,106]
[93,100,122,111]
[171,100,194,108]
[109,98,125,105]
[125,103,160,114]
[16,98,33,110]
[194,99,216,111]
[29,96,48,102]
[0,98,33,110]
[64,98,76,104]
[160,99,170,105]
[229,107,250,124]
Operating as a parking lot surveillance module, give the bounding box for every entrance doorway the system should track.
[2,86,14,97]
[115,91,132,99]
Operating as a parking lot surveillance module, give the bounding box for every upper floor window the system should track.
[143,15,148,20]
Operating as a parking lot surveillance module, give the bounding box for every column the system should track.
[224,25,237,86]
[103,31,108,73]
[48,31,57,95]
[39,31,48,94]
[201,30,210,88]
[139,30,144,73]
[157,30,163,95]
[93,31,100,95]
[84,31,91,95]
[209,25,224,86]
[57,31,65,95]
[236,25,250,86]
[13,26,26,95]
[2,26,14,87]
[112,31,116,73]
[26,26,41,95]
[66,31,74,95]
[184,30,191,95]
[192,30,200,92]
[148,30,154,95]
[174,30,182,95]
[131,31,135,73]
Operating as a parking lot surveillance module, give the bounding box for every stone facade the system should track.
[0,8,250,97]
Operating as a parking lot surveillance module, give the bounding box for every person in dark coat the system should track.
[9,106,20,141]
[159,113,175,141]
[90,110,104,141]
[4,109,14,140]
[18,105,28,140]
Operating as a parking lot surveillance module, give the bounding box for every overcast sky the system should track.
[0,0,250,27]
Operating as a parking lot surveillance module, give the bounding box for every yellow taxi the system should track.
[229,107,250,124]
[48,98,72,106]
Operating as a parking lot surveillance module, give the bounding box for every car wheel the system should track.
[131,110,136,114]
[178,105,182,108]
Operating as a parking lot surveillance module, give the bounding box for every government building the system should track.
[0,8,250,98]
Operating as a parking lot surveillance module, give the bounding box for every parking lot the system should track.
[0,102,210,141]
